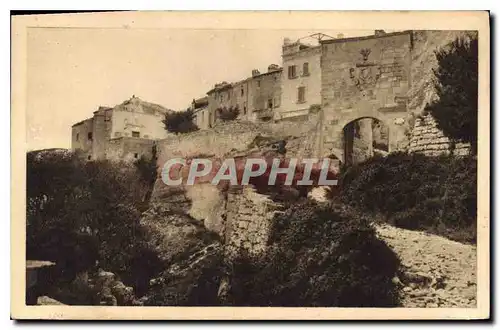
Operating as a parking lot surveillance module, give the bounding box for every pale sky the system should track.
[26,28,371,150]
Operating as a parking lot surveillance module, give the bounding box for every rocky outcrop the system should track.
[376,223,476,308]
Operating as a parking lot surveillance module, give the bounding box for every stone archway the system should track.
[342,117,389,166]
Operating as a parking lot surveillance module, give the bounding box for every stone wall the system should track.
[106,137,156,162]
[320,31,413,162]
[223,187,282,260]
[408,114,470,156]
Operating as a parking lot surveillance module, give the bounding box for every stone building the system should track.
[279,37,322,121]
[319,30,413,164]
[190,96,210,129]
[204,65,282,127]
[71,96,172,161]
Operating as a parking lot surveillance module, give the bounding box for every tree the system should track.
[162,109,199,134]
[426,35,478,153]
[217,105,240,121]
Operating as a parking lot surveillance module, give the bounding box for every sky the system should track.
[26,28,371,150]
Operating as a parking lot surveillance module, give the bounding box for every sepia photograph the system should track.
[11,11,490,320]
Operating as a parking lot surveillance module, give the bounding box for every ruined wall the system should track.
[408,114,470,156]
[405,30,475,157]
[71,118,94,159]
[223,187,282,260]
[106,137,156,162]
[92,107,113,160]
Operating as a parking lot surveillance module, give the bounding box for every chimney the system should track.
[374,30,386,36]
[252,69,261,77]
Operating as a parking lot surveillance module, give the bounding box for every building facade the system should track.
[279,38,322,121]
[71,96,172,161]
[319,30,413,163]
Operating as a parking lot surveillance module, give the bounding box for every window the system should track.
[268,99,273,109]
[134,153,139,159]
[303,62,310,76]
[87,155,91,160]
[243,103,247,115]
[132,131,140,138]
[297,86,306,103]
[241,88,244,96]
[288,65,297,79]
[87,132,93,140]
[76,133,79,141]
[227,91,231,100]
[257,80,261,88]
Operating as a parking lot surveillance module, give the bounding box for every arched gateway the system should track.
[318,31,414,164]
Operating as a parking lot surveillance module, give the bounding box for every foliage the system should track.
[162,109,199,134]
[339,152,477,243]
[228,200,401,307]
[134,143,159,203]
[26,150,164,297]
[426,35,478,153]
[217,105,240,121]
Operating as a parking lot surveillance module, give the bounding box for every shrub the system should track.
[26,150,164,299]
[426,35,478,153]
[217,105,240,121]
[340,152,477,243]
[162,109,199,134]
[228,200,401,307]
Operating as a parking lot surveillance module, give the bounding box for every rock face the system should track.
[376,223,476,308]
[139,200,223,306]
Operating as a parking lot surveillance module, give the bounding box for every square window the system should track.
[87,132,93,140]
[134,153,139,159]
[132,131,140,138]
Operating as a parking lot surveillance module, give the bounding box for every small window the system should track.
[132,131,140,138]
[288,65,297,79]
[268,99,273,109]
[257,80,261,88]
[76,133,79,141]
[87,155,91,160]
[241,88,244,96]
[134,153,139,159]
[297,86,306,103]
[243,103,247,115]
[303,62,309,76]
[87,132,93,140]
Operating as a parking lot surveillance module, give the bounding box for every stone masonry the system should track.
[408,113,471,156]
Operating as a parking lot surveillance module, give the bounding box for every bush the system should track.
[340,152,477,243]
[217,105,240,121]
[426,35,478,153]
[162,109,199,134]
[26,150,164,298]
[228,200,401,307]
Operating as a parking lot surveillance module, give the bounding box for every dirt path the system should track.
[375,223,477,308]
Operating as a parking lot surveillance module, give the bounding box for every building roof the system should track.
[192,96,209,109]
